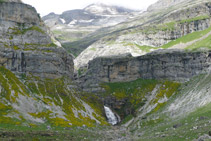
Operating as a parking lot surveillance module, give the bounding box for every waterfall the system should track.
[104,106,119,125]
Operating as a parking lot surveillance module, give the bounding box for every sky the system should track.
[22,0,158,17]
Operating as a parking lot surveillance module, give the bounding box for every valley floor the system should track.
[1,102,211,141]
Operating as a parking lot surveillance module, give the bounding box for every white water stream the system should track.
[104,106,119,125]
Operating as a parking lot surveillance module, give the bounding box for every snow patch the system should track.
[68,20,77,26]
[79,19,94,23]
[60,18,66,24]
[56,26,63,29]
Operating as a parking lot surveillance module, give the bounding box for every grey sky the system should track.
[22,0,158,16]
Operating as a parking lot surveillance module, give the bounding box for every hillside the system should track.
[75,0,211,69]
[0,1,107,130]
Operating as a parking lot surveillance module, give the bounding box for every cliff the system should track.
[0,2,107,128]
[0,0,211,140]
[78,50,211,92]
[0,2,74,78]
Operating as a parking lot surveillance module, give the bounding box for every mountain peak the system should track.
[84,3,135,15]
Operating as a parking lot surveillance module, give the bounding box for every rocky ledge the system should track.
[78,49,211,92]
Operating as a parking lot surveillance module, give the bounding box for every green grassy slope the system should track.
[186,34,211,50]
[0,67,107,129]
[128,74,211,140]
[101,79,181,124]
[124,25,211,52]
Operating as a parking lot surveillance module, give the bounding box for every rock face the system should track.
[4,0,22,3]
[0,2,74,78]
[147,0,188,11]
[78,50,211,91]
[0,48,73,78]
[0,2,40,25]
[75,18,211,69]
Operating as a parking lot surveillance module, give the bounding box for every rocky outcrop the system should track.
[0,2,40,25]
[0,2,74,79]
[78,50,211,91]
[4,0,22,3]
[0,48,73,78]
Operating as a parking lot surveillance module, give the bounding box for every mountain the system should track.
[43,3,137,27]
[0,0,107,131]
[73,1,211,140]
[42,3,139,56]
[84,3,135,15]
[74,0,211,69]
[0,0,211,140]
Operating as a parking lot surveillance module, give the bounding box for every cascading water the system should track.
[104,106,119,125]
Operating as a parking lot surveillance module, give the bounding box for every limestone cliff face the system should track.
[78,50,211,92]
[0,2,74,78]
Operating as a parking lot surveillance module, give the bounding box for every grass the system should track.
[52,30,90,42]
[102,79,180,121]
[0,124,109,140]
[0,67,108,129]
[9,26,46,35]
[186,34,211,50]
[89,47,96,51]
[130,26,211,52]
[121,115,133,125]
[179,15,210,24]
[162,26,211,49]
[135,103,211,141]
[130,74,211,140]
[123,42,157,52]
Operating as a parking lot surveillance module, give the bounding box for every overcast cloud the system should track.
[22,0,158,16]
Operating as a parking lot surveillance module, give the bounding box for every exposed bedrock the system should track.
[78,50,211,92]
[0,48,74,79]
[0,2,74,79]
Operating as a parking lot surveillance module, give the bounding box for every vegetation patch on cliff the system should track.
[179,15,210,24]
[131,25,211,52]
[186,33,211,50]
[9,26,46,35]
